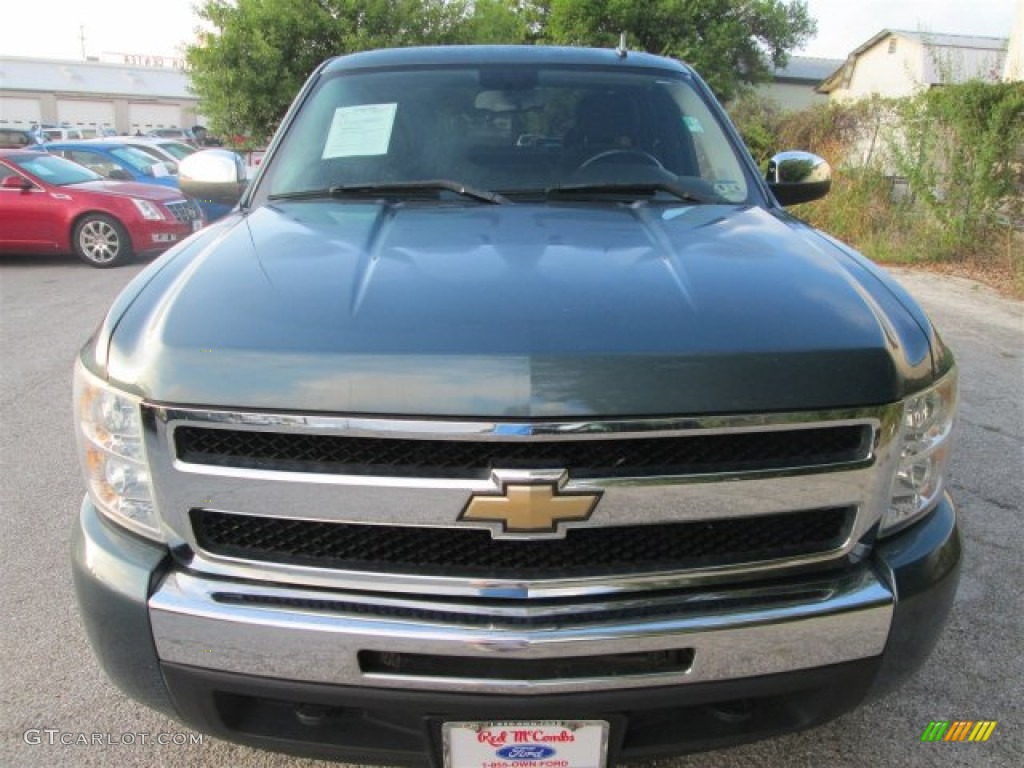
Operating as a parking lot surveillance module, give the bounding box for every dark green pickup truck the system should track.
[72,45,960,766]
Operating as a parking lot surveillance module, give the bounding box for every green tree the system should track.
[461,0,531,43]
[187,0,477,142]
[546,0,815,100]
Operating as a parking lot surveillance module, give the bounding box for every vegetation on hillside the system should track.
[729,83,1024,292]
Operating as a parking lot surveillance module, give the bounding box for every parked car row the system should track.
[0,149,207,267]
[0,128,45,149]
[0,127,239,268]
[3,124,219,147]
[41,139,229,220]
[74,136,199,174]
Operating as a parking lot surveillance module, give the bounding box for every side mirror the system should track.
[766,151,831,206]
[1,175,32,190]
[179,149,247,207]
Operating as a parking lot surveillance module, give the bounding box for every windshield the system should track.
[258,65,753,204]
[109,146,166,173]
[157,141,197,160]
[9,153,102,185]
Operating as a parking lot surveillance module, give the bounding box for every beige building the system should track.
[819,30,1008,101]
[0,56,201,135]
[758,56,843,111]
[1005,0,1024,81]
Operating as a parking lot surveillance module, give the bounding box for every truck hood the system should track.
[105,201,934,416]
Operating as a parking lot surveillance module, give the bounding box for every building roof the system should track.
[818,29,1010,93]
[0,56,195,100]
[882,30,1009,52]
[772,56,844,84]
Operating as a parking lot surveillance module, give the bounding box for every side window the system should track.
[664,83,748,202]
[0,130,29,147]
[0,163,33,188]
[66,150,119,178]
[132,145,164,163]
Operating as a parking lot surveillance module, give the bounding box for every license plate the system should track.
[443,721,609,768]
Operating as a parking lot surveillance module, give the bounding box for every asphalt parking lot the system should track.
[0,254,1021,767]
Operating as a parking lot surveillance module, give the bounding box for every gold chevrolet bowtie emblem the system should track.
[460,469,601,535]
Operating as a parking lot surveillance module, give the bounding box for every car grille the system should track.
[174,424,871,479]
[190,506,852,579]
[165,199,202,223]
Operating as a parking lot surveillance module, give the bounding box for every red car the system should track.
[0,149,204,267]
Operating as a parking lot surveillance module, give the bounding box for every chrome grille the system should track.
[165,199,202,223]
[145,404,901,596]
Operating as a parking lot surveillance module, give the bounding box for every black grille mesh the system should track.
[191,507,852,578]
[175,425,870,479]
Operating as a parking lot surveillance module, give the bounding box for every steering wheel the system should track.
[576,149,665,171]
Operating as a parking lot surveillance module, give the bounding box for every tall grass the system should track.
[729,86,1024,293]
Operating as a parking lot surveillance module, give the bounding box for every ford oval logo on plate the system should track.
[497,746,558,760]
[444,720,608,768]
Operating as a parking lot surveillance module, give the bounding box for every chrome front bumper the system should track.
[149,566,893,695]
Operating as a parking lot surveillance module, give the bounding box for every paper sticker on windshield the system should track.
[683,116,704,134]
[322,103,397,159]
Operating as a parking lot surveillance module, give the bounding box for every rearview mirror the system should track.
[179,149,247,206]
[474,89,545,113]
[766,151,831,206]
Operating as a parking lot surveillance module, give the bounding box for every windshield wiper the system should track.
[333,180,508,204]
[544,182,721,205]
[269,180,507,204]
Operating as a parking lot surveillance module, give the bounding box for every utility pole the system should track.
[80,25,86,59]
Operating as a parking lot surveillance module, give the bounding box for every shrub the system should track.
[734,84,1023,292]
[726,91,783,167]
[892,82,1024,255]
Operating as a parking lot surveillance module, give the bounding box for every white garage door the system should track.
[57,100,116,134]
[0,97,42,128]
[129,104,182,133]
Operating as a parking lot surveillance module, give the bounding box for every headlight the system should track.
[74,360,163,541]
[131,198,164,220]
[883,368,958,536]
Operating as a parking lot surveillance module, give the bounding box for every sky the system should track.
[0,0,1019,62]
